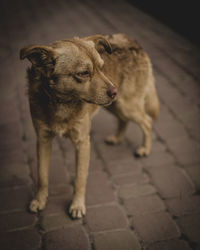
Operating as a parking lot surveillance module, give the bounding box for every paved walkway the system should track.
[0,0,200,249]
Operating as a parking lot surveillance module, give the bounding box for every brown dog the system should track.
[20,34,159,219]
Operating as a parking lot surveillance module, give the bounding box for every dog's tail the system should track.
[145,74,159,121]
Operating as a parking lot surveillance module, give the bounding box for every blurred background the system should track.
[0,1,200,250]
[128,0,200,45]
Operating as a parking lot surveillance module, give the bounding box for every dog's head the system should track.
[20,35,117,106]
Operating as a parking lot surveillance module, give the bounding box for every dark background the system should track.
[128,0,200,45]
[1,0,200,45]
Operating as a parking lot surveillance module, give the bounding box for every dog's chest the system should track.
[52,105,71,136]
[51,103,83,137]
[52,121,68,137]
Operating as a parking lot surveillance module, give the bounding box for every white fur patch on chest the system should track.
[58,129,66,137]
[53,106,69,137]
[52,123,68,137]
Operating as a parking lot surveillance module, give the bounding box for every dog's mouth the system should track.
[48,86,115,106]
[50,88,81,102]
[102,100,114,106]
[82,98,114,106]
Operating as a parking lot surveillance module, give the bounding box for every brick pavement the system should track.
[0,0,200,249]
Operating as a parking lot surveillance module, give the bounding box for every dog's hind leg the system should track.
[105,118,128,145]
[29,133,53,213]
[129,107,153,157]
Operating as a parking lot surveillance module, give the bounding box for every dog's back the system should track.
[101,33,159,121]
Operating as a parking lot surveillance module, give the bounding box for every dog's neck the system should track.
[42,84,72,104]
[40,75,80,105]
[38,82,84,123]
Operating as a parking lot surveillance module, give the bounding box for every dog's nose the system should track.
[107,86,117,99]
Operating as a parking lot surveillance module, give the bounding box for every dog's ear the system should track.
[85,35,112,54]
[20,45,56,67]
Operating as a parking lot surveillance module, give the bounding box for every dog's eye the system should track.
[77,71,89,77]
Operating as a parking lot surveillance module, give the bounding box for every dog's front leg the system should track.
[29,135,53,212]
[69,135,90,219]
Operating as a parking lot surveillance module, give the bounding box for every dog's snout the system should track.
[107,86,117,99]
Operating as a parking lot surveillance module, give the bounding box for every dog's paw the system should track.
[105,135,119,145]
[29,199,46,213]
[69,199,86,219]
[135,146,150,157]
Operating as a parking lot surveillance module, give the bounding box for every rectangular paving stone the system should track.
[154,120,188,141]
[119,184,157,200]
[147,239,191,250]
[142,151,175,169]
[125,123,143,150]
[0,121,21,138]
[41,213,80,232]
[0,229,41,250]
[96,141,134,164]
[155,78,181,105]
[0,186,33,212]
[49,184,73,198]
[166,136,200,155]
[106,158,143,176]
[169,98,197,118]
[58,138,75,163]
[41,194,73,216]
[175,103,200,123]
[89,156,104,173]
[148,165,195,198]
[151,140,167,153]
[0,123,22,139]
[0,148,25,165]
[166,195,200,217]
[155,50,199,88]
[154,104,174,124]
[49,157,70,186]
[91,109,116,138]
[185,115,200,130]
[189,125,200,141]
[0,97,19,119]
[0,163,31,188]
[176,151,200,166]
[0,143,24,155]
[86,204,128,232]
[44,225,90,250]
[124,194,165,216]
[93,230,141,250]
[86,172,116,207]
[0,211,36,232]
[132,212,180,243]
[179,107,200,124]
[49,142,71,186]
[113,172,149,186]
[176,213,200,246]
[184,164,200,190]
[0,175,31,188]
